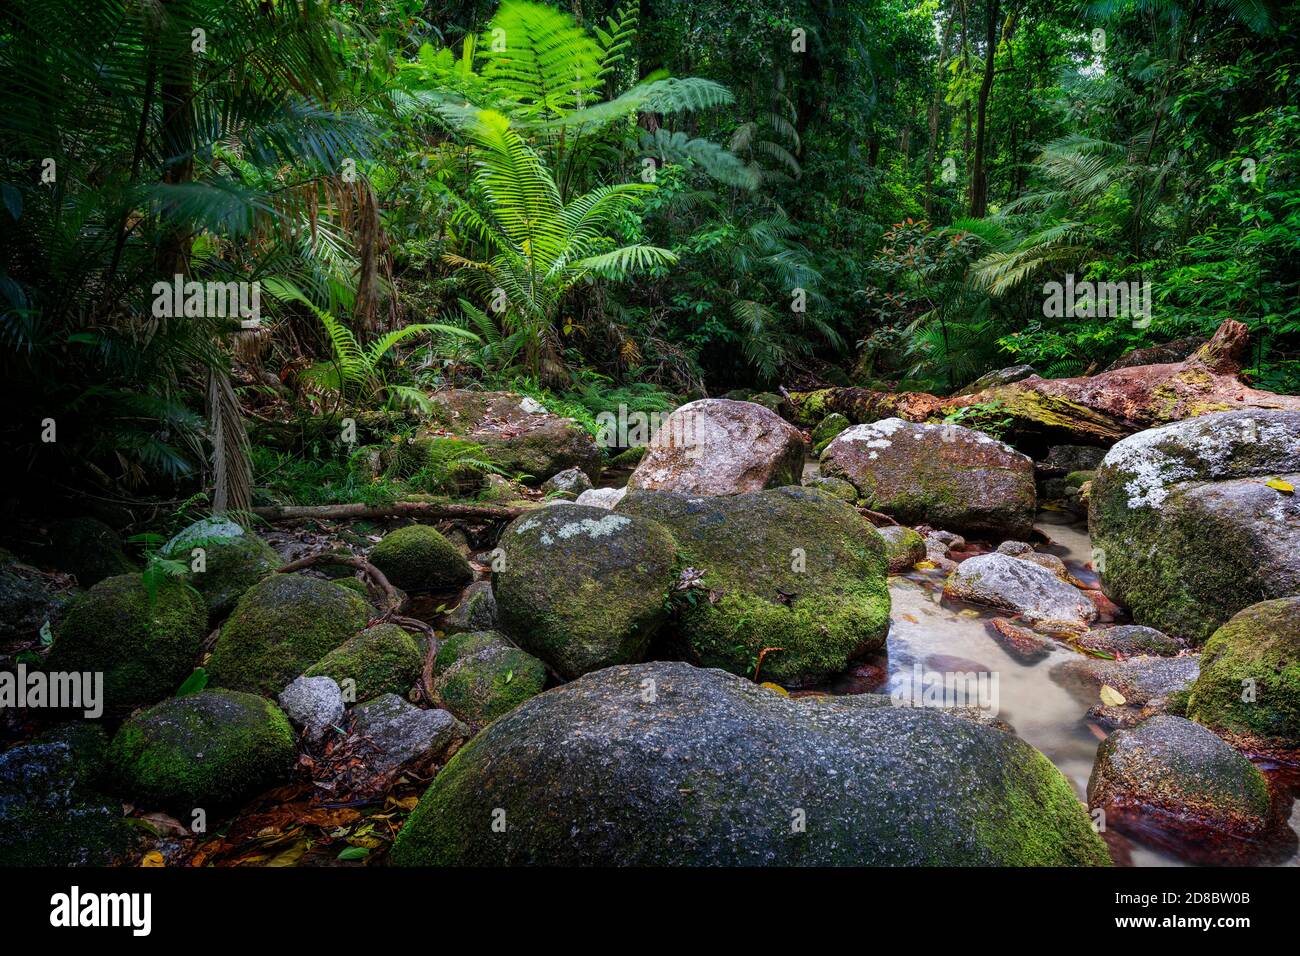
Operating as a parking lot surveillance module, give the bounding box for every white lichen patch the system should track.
[556,514,632,540]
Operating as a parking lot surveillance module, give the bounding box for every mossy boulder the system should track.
[368,524,471,593]
[433,631,547,724]
[442,580,499,633]
[494,504,678,679]
[877,525,926,573]
[1088,715,1284,863]
[1187,597,1300,755]
[108,690,295,812]
[423,389,602,484]
[47,516,135,587]
[392,662,1110,866]
[0,723,137,866]
[801,474,858,501]
[609,445,647,469]
[160,517,280,620]
[1078,625,1185,658]
[45,573,206,709]
[822,418,1036,539]
[1089,410,1300,643]
[811,412,850,456]
[617,486,891,685]
[305,622,423,702]
[207,573,371,697]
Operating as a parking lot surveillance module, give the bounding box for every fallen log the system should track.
[788,320,1300,446]
[251,500,530,523]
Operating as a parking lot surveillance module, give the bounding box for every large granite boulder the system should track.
[821,419,1036,539]
[617,487,891,685]
[1088,715,1286,863]
[391,662,1110,866]
[45,573,207,710]
[1089,410,1300,643]
[422,390,601,484]
[627,399,805,496]
[368,524,471,593]
[1187,597,1300,756]
[944,553,1096,634]
[207,573,371,697]
[160,517,280,620]
[494,504,678,679]
[432,631,547,724]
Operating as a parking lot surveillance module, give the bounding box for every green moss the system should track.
[609,445,647,469]
[619,487,891,685]
[207,573,371,697]
[1064,469,1094,489]
[46,573,207,709]
[161,519,280,620]
[305,622,422,702]
[433,630,547,724]
[811,412,850,456]
[1188,598,1300,750]
[369,524,471,592]
[107,689,295,812]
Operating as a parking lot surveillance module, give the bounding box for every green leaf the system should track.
[176,668,209,698]
[337,846,371,861]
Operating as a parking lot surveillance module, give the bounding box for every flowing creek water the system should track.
[831,509,1300,867]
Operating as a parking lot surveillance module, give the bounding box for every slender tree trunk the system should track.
[923,16,955,219]
[969,0,1000,217]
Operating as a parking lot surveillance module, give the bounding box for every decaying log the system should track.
[788,320,1300,446]
[252,501,530,523]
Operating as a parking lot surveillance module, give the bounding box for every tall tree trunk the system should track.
[923,16,955,219]
[969,0,1000,218]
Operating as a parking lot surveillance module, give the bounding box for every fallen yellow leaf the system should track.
[759,681,789,696]
[914,560,937,570]
[1265,477,1295,494]
[140,850,165,868]
[1099,684,1127,707]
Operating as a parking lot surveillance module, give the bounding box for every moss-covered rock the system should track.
[1078,625,1185,658]
[1187,597,1300,755]
[811,412,850,456]
[495,504,678,679]
[801,475,858,501]
[618,486,891,685]
[609,445,647,469]
[433,630,547,724]
[45,573,206,709]
[877,525,926,573]
[108,690,295,812]
[368,524,471,593]
[0,723,137,866]
[1087,715,1283,863]
[540,467,593,500]
[392,661,1109,866]
[822,418,1036,539]
[1089,410,1300,643]
[305,622,422,702]
[161,517,280,620]
[47,516,135,587]
[207,573,371,697]
[442,579,499,633]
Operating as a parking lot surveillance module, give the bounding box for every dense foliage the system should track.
[2,0,1297,509]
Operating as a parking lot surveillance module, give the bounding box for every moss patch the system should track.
[369,524,471,593]
[305,622,422,702]
[433,630,547,724]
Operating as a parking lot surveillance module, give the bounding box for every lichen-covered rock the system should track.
[368,524,471,594]
[392,662,1109,866]
[540,467,593,500]
[441,580,499,633]
[811,412,850,456]
[348,694,467,778]
[160,517,279,620]
[617,487,891,685]
[627,399,805,496]
[433,631,547,724]
[207,573,371,697]
[277,675,345,746]
[45,573,206,709]
[1053,654,1200,709]
[423,390,601,483]
[0,723,137,866]
[877,525,926,573]
[1187,597,1300,756]
[46,516,136,587]
[574,486,627,509]
[801,474,858,501]
[494,504,677,679]
[1089,410,1300,643]
[304,622,422,702]
[944,553,1096,633]
[822,419,1036,539]
[1088,715,1285,863]
[962,364,1037,393]
[995,540,1074,582]
[1078,625,1185,658]
[107,690,296,812]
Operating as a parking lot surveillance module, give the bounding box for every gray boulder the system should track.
[442,580,500,634]
[350,695,466,777]
[541,467,593,499]
[944,553,1096,633]
[391,662,1110,866]
[278,675,345,746]
[574,486,627,509]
